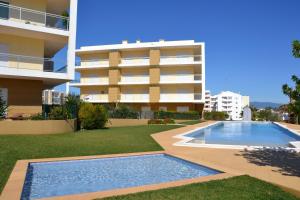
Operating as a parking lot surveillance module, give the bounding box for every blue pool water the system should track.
[186,122,300,147]
[21,154,220,199]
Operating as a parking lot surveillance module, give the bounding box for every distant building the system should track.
[242,96,250,107]
[42,90,65,105]
[209,91,250,120]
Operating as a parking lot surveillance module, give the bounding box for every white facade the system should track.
[211,91,249,120]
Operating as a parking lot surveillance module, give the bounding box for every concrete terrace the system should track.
[151,121,300,197]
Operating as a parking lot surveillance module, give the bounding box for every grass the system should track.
[180,120,203,125]
[0,125,182,193]
[100,175,299,200]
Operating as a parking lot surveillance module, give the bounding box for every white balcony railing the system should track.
[0,52,67,73]
[121,94,149,102]
[0,3,69,30]
[160,93,194,102]
[78,59,109,68]
[160,55,201,65]
[120,75,149,83]
[83,94,108,102]
[121,57,150,66]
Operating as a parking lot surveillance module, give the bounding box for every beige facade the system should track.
[0,78,43,116]
[72,40,205,114]
[0,0,77,117]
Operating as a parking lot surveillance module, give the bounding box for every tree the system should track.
[0,96,8,119]
[292,40,300,58]
[78,103,108,130]
[282,75,300,124]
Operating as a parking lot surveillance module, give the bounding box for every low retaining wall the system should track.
[107,119,149,127]
[0,119,76,135]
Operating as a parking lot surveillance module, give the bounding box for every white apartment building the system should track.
[0,0,78,116]
[210,91,249,120]
[70,40,205,113]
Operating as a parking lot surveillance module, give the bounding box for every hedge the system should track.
[154,110,200,120]
[203,111,228,120]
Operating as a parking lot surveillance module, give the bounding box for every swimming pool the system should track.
[21,153,220,199]
[175,122,300,148]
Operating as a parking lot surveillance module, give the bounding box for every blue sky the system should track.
[63,0,300,103]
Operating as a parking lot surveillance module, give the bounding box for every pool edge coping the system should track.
[0,151,235,200]
[172,121,300,151]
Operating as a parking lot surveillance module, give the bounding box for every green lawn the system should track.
[0,125,298,200]
[101,175,299,200]
[0,125,181,193]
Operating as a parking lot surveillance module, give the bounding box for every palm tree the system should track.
[293,40,300,58]
[282,84,293,103]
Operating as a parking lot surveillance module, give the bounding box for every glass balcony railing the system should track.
[0,52,67,73]
[0,2,69,30]
[194,93,202,100]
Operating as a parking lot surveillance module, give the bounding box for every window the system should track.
[177,106,189,112]
[0,43,8,67]
[0,1,9,19]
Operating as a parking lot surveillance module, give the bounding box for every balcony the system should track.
[120,93,149,102]
[76,58,109,69]
[120,57,150,67]
[0,2,69,31]
[160,55,201,65]
[119,75,149,85]
[0,52,66,73]
[194,93,202,100]
[70,77,109,87]
[160,73,202,84]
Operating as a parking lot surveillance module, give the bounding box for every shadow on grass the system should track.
[236,148,300,177]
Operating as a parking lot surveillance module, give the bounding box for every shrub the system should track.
[30,113,45,120]
[148,118,175,124]
[79,103,108,129]
[109,104,139,119]
[48,106,69,120]
[163,118,175,124]
[0,96,8,119]
[148,119,164,124]
[204,111,228,120]
[154,110,200,120]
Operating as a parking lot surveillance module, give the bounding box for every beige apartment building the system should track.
[0,0,78,116]
[71,40,205,113]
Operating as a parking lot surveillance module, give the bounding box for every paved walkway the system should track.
[151,121,300,197]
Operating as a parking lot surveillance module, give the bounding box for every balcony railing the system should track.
[194,93,202,100]
[121,94,149,102]
[77,58,109,67]
[0,52,67,73]
[194,74,202,81]
[121,57,150,66]
[160,55,201,64]
[120,75,149,83]
[0,3,69,30]
[82,94,108,102]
